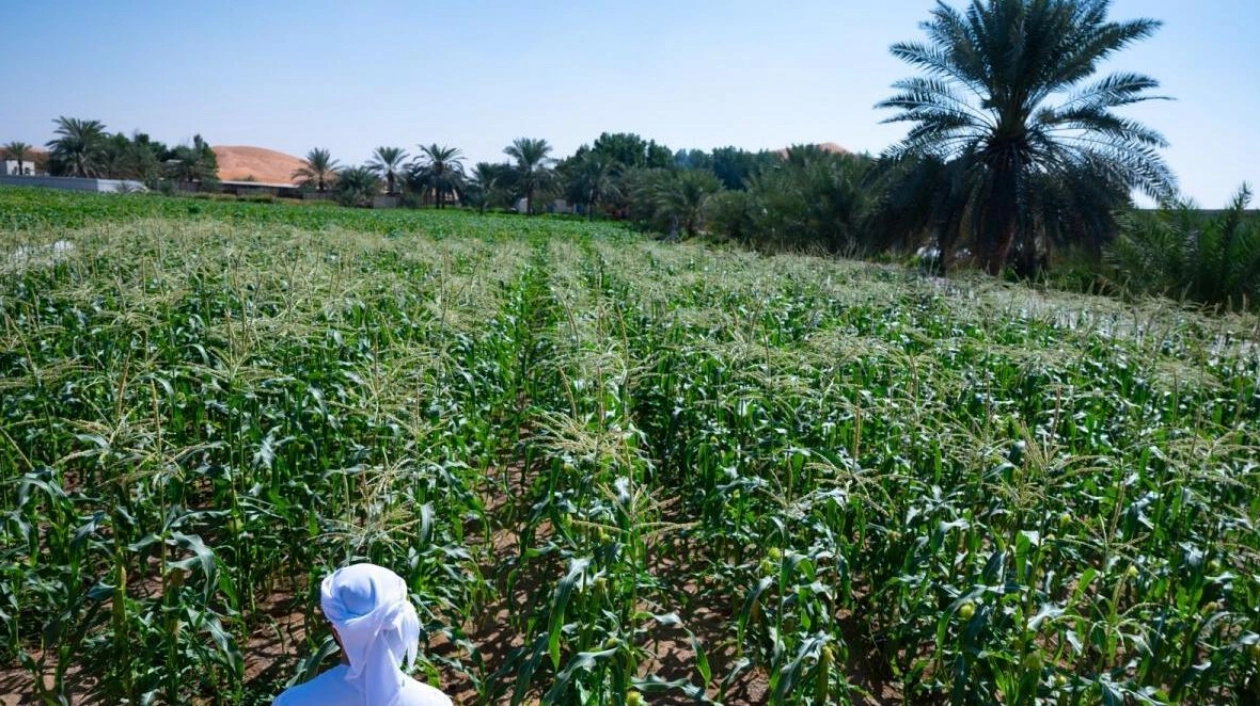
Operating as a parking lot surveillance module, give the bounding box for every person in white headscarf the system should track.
[273,563,453,706]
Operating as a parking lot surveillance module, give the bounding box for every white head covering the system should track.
[320,563,421,706]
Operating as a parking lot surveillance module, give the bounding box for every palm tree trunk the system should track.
[527,183,534,216]
[985,217,1017,276]
[984,169,1019,276]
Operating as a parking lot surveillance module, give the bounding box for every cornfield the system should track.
[3,189,1260,704]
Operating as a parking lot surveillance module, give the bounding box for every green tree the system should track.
[409,144,466,208]
[673,148,713,172]
[368,146,408,195]
[164,135,219,189]
[877,0,1174,275]
[589,132,673,170]
[194,135,218,180]
[709,147,778,190]
[101,133,133,179]
[334,166,382,207]
[3,141,31,175]
[503,137,554,215]
[127,132,168,186]
[46,116,107,177]
[293,148,340,192]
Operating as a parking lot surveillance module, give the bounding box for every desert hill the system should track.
[213,146,306,185]
[774,142,850,158]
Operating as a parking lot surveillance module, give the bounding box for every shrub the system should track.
[333,167,381,208]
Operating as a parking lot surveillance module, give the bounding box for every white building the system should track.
[1,159,36,176]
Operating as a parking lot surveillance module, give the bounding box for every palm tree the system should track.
[293,148,340,192]
[368,146,408,195]
[409,144,465,208]
[334,166,382,208]
[876,0,1174,275]
[467,161,512,214]
[46,117,107,178]
[504,138,554,215]
[3,141,31,175]
[654,169,722,237]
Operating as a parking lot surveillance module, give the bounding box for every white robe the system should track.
[273,664,452,706]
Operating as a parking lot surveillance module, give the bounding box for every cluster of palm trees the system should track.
[28,117,219,187]
[286,0,1176,276]
[293,137,559,213]
[292,132,743,237]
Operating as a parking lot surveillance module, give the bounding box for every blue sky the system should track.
[2,0,1256,205]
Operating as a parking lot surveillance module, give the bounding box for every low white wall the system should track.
[0,175,147,193]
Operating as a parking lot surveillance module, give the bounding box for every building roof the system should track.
[0,146,48,161]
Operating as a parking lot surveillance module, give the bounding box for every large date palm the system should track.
[410,144,465,208]
[46,117,107,178]
[293,148,340,192]
[504,138,554,215]
[368,146,408,195]
[877,0,1175,275]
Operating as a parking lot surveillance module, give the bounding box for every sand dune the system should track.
[774,142,850,158]
[213,146,306,184]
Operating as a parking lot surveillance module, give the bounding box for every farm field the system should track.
[3,188,1260,705]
